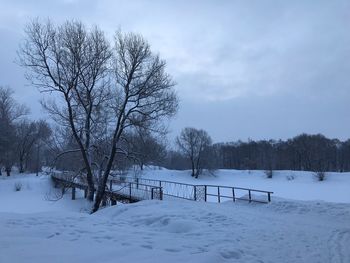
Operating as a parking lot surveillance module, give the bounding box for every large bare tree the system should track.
[91,32,178,212]
[176,127,212,178]
[19,19,111,201]
[19,19,178,212]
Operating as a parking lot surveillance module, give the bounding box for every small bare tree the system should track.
[0,86,28,176]
[129,129,167,170]
[16,120,38,173]
[176,127,212,178]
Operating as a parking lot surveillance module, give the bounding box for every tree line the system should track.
[163,132,350,174]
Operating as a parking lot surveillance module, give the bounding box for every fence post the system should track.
[268,192,271,202]
[151,188,154,200]
[194,185,197,201]
[136,178,139,189]
[160,188,163,200]
[72,187,76,200]
[129,183,132,199]
[204,185,207,202]
[232,188,236,202]
[109,180,113,191]
[218,186,221,203]
[248,190,252,203]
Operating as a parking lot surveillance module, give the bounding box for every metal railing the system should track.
[110,176,273,204]
[51,173,163,204]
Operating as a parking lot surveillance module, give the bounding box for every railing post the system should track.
[218,186,221,203]
[71,187,76,200]
[232,188,236,202]
[268,192,271,202]
[204,185,207,202]
[248,190,252,203]
[129,183,132,199]
[194,185,197,201]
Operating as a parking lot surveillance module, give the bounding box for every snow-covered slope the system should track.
[0,172,349,263]
[138,168,350,203]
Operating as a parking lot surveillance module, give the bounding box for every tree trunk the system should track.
[19,158,24,173]
[86,171,95,201]
[92,175,109,213]
[190,158,195,177]
[5,167,11,176]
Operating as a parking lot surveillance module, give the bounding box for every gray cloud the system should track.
[0,0,349,142]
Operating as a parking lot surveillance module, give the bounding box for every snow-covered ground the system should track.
[1,171,350,263]
[138,168,350,203]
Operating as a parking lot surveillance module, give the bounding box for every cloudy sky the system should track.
[0,0,349,142]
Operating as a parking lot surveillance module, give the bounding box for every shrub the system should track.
[14,182,22,191]
[314,171,326,181]
[286,174,295,181]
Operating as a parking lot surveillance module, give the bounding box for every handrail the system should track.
[52,172,274,204]
[110,175,273,203]
[202,184,274,194]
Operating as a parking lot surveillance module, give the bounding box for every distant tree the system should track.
[26,120,52,174]
[129,129,167,170]
[0,86,28,176]
[16,120,52,173]
[176,127,212,178]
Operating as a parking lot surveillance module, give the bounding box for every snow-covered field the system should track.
[1,170,350,263]
[139,168,350,203]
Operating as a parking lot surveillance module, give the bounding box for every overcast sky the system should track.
[0,0,349,143]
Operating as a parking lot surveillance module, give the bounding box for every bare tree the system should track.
[129,129,167,170]
[91,32,178,212]
[176,127,212,178]
[19,20,178,212]
[16,120,37,173]
[23,120,52,174]
[19,19,111,200]
[0,86,28,176]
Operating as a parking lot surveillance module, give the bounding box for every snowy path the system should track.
[328,229,350,263]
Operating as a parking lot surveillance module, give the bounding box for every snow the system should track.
[138,168,350,203]
[1,171,350,263]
